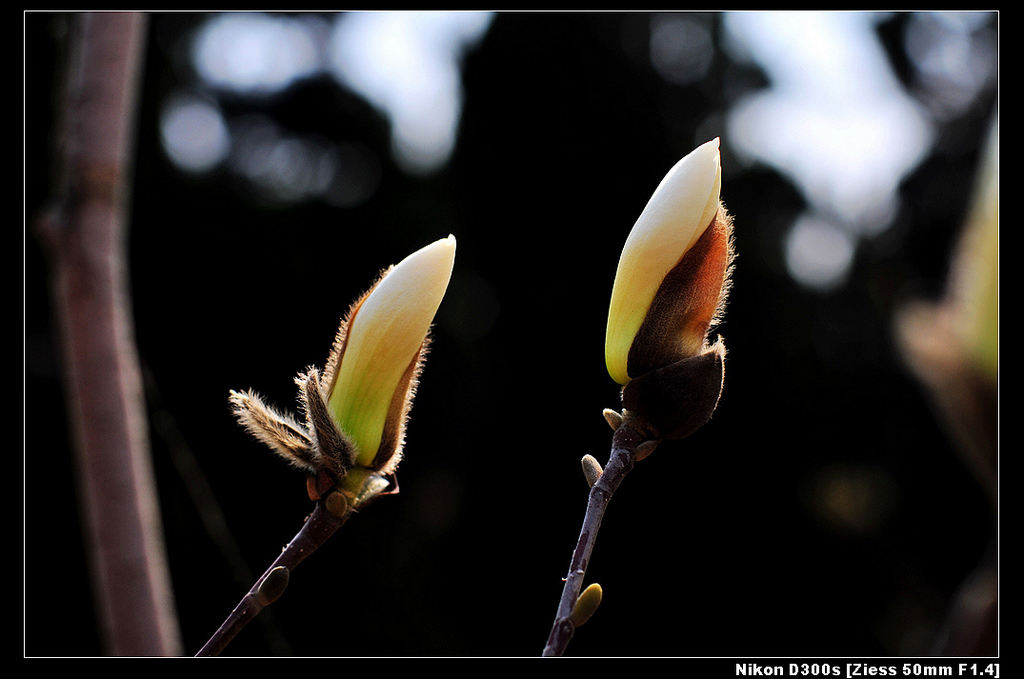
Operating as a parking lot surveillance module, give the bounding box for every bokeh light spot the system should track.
[159,94,230,173]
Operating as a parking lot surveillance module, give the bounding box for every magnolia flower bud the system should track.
[604,139,733,440]
[605,138,730,384]
[230,235,456,508]
[323,234,457,471]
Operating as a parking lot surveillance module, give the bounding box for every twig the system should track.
[542,424,643,657]
[195,502,349,657]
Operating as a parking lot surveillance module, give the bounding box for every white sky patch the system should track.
[177,12,497,201]
[723,12,935,289]
[191,13,326,95]
[328,11,495,175]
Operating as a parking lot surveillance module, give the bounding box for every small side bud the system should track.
[338,467,393,508]
[602,408,623,431]
[581,454,603,487]
[634,440,659,461]
[307,469,335,501]
[257,566,290,606]
[570,583,603,628]
[324,489,350,518]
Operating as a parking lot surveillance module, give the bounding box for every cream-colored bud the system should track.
[326,235,456,468]
[605,139,726,385]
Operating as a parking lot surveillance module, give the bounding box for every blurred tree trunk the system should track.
[37,12,182,656]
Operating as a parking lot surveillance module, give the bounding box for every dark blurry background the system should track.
[25,11,998,657]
